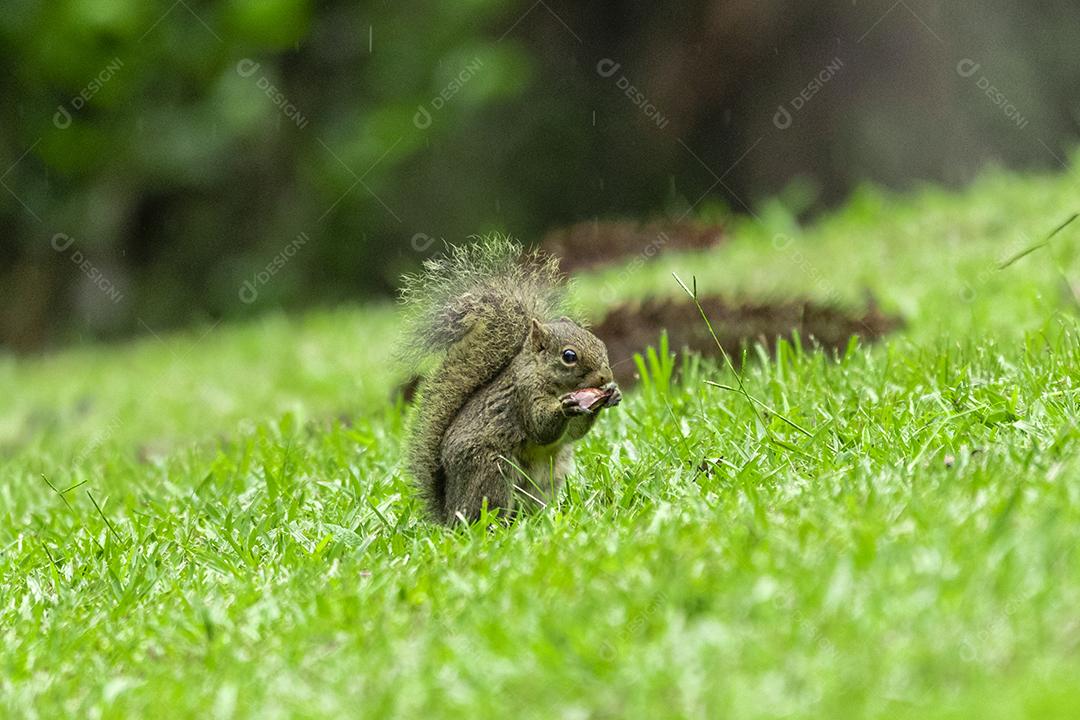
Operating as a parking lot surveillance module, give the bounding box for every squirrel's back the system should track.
[399,236,568,520]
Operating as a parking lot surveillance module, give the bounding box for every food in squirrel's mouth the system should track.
[567,386,612,412]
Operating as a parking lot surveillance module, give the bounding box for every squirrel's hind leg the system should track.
[441,442,515,524]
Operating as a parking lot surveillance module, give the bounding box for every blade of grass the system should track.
[998,212,1078,269]
[704,381,814,438]
[41,474,72,511]
[674,273,806,449]
[87,490,125,547]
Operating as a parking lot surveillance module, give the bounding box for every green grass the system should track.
[5,158,1080,718]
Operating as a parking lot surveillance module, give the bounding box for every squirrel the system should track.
[399,235,621,524]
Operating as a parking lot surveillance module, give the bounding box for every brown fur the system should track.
[399,237,620,524]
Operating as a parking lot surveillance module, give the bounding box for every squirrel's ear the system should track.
[529,318,548,351]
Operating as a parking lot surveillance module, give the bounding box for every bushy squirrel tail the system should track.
[399,234,567,521]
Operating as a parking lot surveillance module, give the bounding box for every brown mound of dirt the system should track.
[593,296,902,386]
[540,220,725,274]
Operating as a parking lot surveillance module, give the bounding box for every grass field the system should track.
[4,159,1080,718]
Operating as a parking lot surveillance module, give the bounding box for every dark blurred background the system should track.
[2,0,1078,351]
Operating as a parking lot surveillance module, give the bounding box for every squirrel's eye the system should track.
[561,348,578,365]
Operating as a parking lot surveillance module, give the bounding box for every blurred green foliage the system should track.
[1,0,548,347]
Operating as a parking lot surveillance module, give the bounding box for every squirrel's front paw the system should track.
[603,382,622,408]
[560,393,595,416]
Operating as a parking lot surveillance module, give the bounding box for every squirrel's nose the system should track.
[595,368,613,387]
